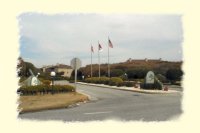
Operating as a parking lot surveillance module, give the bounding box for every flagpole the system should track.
[98,41,100,78]
[108,37,110,78]
[91,45,93,77]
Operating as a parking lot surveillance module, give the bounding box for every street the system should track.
[19,81,182,121]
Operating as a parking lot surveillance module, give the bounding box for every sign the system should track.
[70,58,82,92]
[145,71,155,84]
[31,77,39,86]
[70,58,81,69]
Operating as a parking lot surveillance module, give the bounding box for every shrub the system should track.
[85,77,110,84]
[154,79,163,90]
[126,68,149,79]
[166,68,183,81]
[140,77,163,90]
[109,77,123,86]
[69,80,74,83]
[110,69,124,77]
[156,74,168,83]
[41,80,51,86]
[117,82,123,87]
[99,77,110,84]
[85,77,97,83]
[124,81,135,87]
[18,84,75,95]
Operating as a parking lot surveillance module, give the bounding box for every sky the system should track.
[18,13,183,68]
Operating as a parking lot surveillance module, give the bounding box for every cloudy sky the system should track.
[18,13,183,68]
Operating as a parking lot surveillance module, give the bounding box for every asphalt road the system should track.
[19,81,182,122]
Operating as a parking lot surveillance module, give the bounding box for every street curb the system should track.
[76,90,98,101]
[77,82,181,94]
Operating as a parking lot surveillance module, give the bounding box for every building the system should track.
[42,64,73,78]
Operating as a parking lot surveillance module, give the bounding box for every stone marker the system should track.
[145,71,155,84]
[20,69,41,86]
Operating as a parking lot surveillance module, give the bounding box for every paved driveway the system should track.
[19,80,182,121]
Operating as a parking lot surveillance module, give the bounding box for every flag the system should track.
[108,38,113,48]
[98,43,103,52]
[91,45,94,53]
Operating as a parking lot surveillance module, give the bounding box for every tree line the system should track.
[18,57,183,84]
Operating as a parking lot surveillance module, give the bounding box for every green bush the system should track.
[140,77,163,90]
[110,69,124,77]
[156,74,168,83]
[124,81,135,87]
[117,82,125,87]
[166,68,183,81]
[99,77,110,84]
[18,84,75,95]
[85,77,127,87]
[109,77,123,86]
[85,77,110,84]
[154,79,163,90]
[126,68,149,79]
[41,80,51,86]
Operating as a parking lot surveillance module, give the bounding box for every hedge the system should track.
[124,81,135,87]
[17,84,75,95]
[140,77,163,90]
[84,77,139,87]
[41,79,51,86]
[85,77,110,84]
[109,77,123,86]
[84,77,124,86]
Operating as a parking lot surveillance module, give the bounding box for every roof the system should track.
[42,64,72,69]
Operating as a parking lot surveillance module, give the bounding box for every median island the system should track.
[17,84,89,114]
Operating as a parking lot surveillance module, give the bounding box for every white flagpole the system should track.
[108,37,110,78]
[91,45,93,77]
[98,41,100,78]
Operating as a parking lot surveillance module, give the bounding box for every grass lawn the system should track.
[18,92,89,113]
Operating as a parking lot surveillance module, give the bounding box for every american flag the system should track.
[108,38,113,48]
[98,43,103,51]
[91,45,94,53]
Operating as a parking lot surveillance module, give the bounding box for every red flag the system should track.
[91,45,94,53]
[108,38,113,48]
[98,43,103,51]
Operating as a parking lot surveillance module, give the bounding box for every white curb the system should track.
[77,82,181,94]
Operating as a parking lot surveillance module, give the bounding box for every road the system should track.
[19,81,182,121]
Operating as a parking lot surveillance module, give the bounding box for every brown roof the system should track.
[55,64,72,69]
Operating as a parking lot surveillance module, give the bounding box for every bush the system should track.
[124,81,135,87]
[126,68,149,79]
[18,84,75,95]
[156,74,168,83]
[166,68,183,81]
[117,82,125,87]
[85,77,110,84]
[69,80,75,83]
[85,77,98,83]
[154,79,163,90]
[41,80,51,86]
[110,69,124,77]
[109,77,123,86]
[140,77,163,90]
[99,77,110,84]
[85,77,123,86]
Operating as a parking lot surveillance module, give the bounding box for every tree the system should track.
[70,70,83,80]
[110,69,124,77]
[17,57,45,80]
[126,68,149,79]
[166,68,183,81]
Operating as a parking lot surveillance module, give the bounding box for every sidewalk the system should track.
[77,82,181,94]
